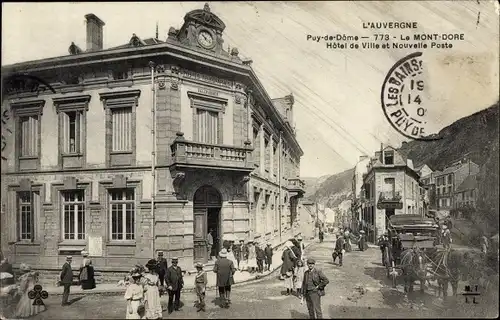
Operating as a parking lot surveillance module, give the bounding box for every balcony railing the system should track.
[288,178,306,190]
[170,133,253,172]
[379,191,402,202]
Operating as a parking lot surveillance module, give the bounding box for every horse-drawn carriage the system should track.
[382,214,444,290]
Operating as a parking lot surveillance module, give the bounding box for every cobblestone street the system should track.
[27,235,498,319]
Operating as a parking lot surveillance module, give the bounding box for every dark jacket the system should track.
[241,244,249,260]
[213,257,236,287]
[334,237,345,252]
[280,248,297,275]
[232,244,242,260]
[291,245,301,262]
[302,267,329,293]
[157,258,168,274]
[60,262,74,284]
[165,266,184,291]
[256,246,266,260]
[264,246,273,260]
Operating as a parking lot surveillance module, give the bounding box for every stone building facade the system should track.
[361,146,424,242]
[0,4,305,272]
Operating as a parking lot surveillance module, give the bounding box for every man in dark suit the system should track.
[213,249,236,308]
[264,242,273,271]
[165,257,184,314]
[60,256,74,306]
[156,251,168,287]
[302,258,329,319]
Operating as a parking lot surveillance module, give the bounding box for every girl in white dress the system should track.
[124,273,145,319]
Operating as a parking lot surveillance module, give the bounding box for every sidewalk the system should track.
[44,242,314,296]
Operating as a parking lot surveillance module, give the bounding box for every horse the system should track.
[425,248,463,300]
[399,248,428,293]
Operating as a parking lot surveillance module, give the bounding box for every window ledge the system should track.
[19,156,38,160]
[15,241,41,246]
[62,153,84,157]
[110,151,133,155]
[59,241,86,246]
[107,241,136,246]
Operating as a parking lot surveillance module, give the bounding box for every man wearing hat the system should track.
[264,242,273,271]
[302,258,329,319]
[332,233,345,267]
[213,248,236,308]
[165,257,184,314]
[60,256,74,306]
[156,251,168,287]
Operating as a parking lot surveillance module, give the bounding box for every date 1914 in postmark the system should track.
[381,52,440,141]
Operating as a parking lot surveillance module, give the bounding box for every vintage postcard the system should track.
[1,1,498,319]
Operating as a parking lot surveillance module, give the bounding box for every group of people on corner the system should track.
[60,251,96,306]
[123,254,186,319]
[280,235,329,319]
[0,250,96,319]
[207,229,274,274]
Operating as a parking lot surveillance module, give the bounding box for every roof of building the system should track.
[109,36,165,50]
[456,174,478,192]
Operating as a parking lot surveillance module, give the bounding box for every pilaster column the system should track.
[270,135,274,181]
[259,124,265,175]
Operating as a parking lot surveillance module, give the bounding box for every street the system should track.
[31,236,498,319]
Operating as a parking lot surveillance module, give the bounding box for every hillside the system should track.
[398,102,499,171]
[306,101,499,215]
[306,168,354,208]
[302,175,331,198]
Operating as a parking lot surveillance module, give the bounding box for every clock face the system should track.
[198,31,214,48]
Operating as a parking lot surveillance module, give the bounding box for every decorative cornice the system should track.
[99,89,141,108]
[53,94,91,112]
[10,99,46,116]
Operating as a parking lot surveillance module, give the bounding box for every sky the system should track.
[2,1,499,177]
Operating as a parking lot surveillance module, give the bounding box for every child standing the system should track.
[194,263,207,312]
[293,260,306,304]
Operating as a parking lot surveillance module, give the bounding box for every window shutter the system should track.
[62,112,69,153]
[10,191,18,243]
[32,192,40,241]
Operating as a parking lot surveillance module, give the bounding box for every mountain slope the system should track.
[307,168,354,208]
[308,101,499,215]
[398,102,499,171]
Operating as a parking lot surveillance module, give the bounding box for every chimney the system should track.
[85,14,105,51]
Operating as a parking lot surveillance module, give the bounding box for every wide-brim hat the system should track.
[81,251,89,257]
[171,257,179,261]
[359,230,365,234]
[131,272,142,278]
[219,249,228,257]
[297,236,303,240]
[19,263,31,272]
[146,259,157,269]
[195,262,204,269]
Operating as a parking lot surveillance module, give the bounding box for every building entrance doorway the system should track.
[193,185,222,263]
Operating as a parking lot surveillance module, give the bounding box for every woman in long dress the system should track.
[15,263,46,318]
[79,251,96,290]
[246,241,257,273]
[124,273,145,319]
[143,260,163,319]
[280,241,297,295]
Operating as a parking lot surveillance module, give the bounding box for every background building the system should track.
[1,4,305,274]
[361,146,423,242]
[351,155,370,231]
[428,159,479,212]
[454,174,478,209]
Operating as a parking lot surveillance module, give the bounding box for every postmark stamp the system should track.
[381,52,440,141]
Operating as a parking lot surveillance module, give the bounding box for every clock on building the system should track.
[197,30,214,48]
